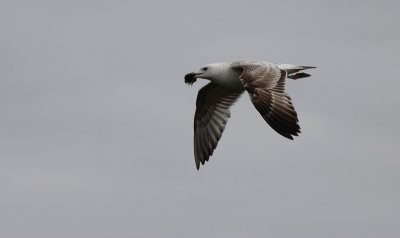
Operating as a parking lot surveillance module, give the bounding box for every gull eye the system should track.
[201,67,208,71]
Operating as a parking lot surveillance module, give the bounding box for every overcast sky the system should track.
[1,0,399,237]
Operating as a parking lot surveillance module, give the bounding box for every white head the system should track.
[194,62,229,80]
[184,62,236,86]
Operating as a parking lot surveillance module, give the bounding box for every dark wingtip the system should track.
[286,135,294,140]
[288,72,312,80]
[185,72,197,85]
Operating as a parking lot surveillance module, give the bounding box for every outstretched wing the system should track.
[232,62,301,139]
[194,82,243,169]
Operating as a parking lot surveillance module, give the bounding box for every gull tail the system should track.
[279,64,316,80]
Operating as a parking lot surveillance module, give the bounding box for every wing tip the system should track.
[288,72,312,80]
[279,125,302,140]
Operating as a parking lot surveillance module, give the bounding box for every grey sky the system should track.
[1,0,399,237]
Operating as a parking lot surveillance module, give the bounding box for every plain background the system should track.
[1,0,399,237]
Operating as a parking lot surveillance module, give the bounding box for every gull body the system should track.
[185,59,316,170]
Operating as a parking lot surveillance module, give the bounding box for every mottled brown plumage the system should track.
[233,62,300,139]
[186,60,315,169]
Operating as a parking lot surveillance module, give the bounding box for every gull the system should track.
[185,59,316,170]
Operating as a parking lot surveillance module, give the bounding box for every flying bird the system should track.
[185,60,316,170]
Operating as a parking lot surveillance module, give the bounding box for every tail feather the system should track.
[299,66,316,69]
[278,64,316,80]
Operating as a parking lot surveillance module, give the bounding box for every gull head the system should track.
[184,63,227,85]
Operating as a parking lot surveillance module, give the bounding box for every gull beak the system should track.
[184,72,200,85]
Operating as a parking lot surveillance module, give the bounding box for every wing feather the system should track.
[232,61,301,140]
[193,83,243,169]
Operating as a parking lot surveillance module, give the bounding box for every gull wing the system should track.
[194,82,243,169]
[231,62,301,139]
